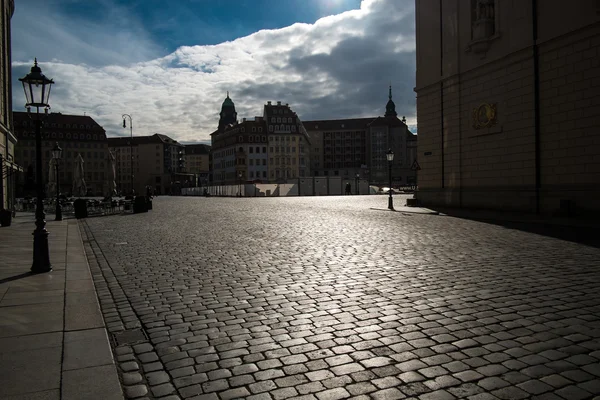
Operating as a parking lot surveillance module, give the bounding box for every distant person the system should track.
[345,182,352,195]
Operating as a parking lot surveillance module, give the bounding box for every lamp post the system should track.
[386,148,394,210]
[19,59,54,273]
[238,172,242,197]
[52,143,62,221]
[122,114,134,195]
[355,173,360,195]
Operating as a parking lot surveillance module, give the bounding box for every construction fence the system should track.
[181,177,371,197]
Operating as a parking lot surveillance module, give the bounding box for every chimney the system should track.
[267,101,271,105]
[243,117,246,122]
[277,101,281,105]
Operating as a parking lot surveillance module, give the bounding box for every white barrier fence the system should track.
[181,177,371,197]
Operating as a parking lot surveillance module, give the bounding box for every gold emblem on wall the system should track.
[472,103,497,129]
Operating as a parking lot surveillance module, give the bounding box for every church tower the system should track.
[384,85,398,118]
[218,92,238,131]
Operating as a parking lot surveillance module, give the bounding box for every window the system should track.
[262,147,266,153]
[259,128,263,132]
[262,159,266,166]
[249,136,253,142]
[239,136,243,142]
[292,137,296,142]
[277,118,281,123]
[269,125,273,132]
[241,128,245,132]
[263,171,267,178]
[271,117,275,123]
[249,159,254,165]
[249,147,253,153]
[252,127,256,132]
[292,126,296,132]
[256,147,259,153]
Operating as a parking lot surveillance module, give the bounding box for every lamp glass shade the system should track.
[386,149,394,162]
[19,60,54,108]
[51,142,62,160]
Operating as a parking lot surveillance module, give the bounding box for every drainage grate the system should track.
[112,329,147,346]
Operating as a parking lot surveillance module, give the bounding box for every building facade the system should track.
[108,134,186,195]
[184,143,211,186]
[211,118,268,184]
[264,101,310,182]
[211,97,311,184]
[415,0,600,215]
[13,112,108,196]
[304,89,417,186]
[0,0,15,211]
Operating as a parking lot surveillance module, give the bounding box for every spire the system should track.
[226,91,229,98]
[385,85,397,118]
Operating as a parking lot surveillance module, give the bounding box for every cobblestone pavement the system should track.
[81,196,600,400]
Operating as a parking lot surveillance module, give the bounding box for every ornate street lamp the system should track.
[355,173,360,195]
[51,142,62,221]
[386,148,394,210]
[122,114,134,195]
[238,172,242,197]
[19,59,54,273]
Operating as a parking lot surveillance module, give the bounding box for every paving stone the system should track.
[123,372,143,385]
[150,382,176,397]
[315,387,351,400]
[516,379,553,394]
[554,384,593,400]
[121,361,140,372]
[124,384,148,399]
[80,198,600,400]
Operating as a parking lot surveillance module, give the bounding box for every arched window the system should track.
[239,147,243,152]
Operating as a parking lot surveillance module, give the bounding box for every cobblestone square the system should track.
[81,196,600,400]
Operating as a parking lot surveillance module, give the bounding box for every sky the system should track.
[12,0,416,143]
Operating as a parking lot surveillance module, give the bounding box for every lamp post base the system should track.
[388,196,394,210]
[55,206,62,221]
[31,228,52,273]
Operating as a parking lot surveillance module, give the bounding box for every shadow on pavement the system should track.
[436,208,600,249]
[0,272,33,285]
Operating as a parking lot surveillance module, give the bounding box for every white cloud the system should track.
[12,0,416,143]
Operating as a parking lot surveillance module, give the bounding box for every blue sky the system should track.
[12,0,415,142]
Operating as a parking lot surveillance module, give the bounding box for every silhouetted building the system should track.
[304,87,417,186]
[211,96,311,184]
[218,92,238,132]
[0,0,16,210]
[108,134,186,195]
[415,0,600,215]
[184,143,211,186]
[13,112,108,196]
[263,101,311,182]
[211,117,267,184]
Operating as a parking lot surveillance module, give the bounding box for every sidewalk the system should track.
[0,213,123,399]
